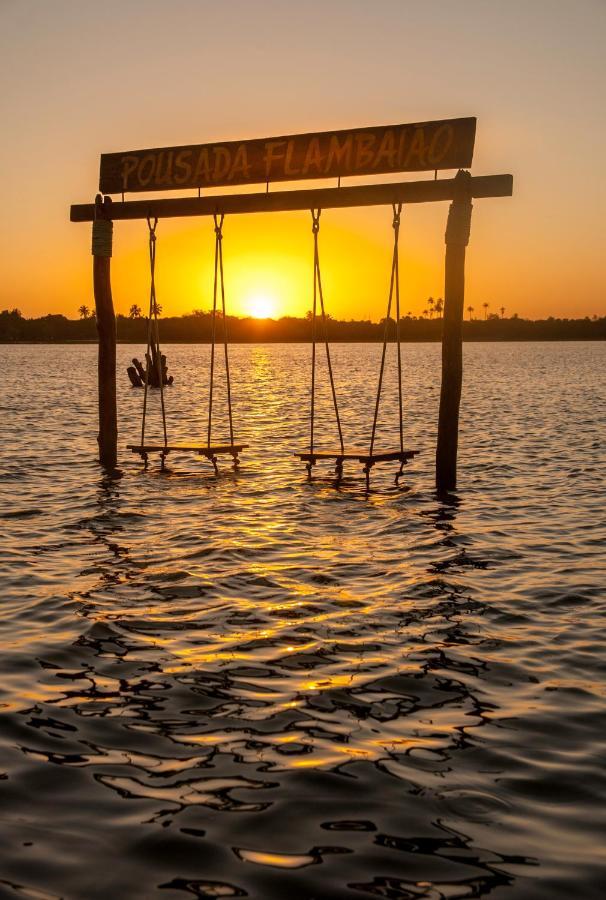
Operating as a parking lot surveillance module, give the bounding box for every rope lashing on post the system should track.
[368,203,404,460]
[309,208,344,459]
[140,216,168,461]
[91,218,113,257]
[207,213,235,449]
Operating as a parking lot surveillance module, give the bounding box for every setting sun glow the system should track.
[246,293,277,319]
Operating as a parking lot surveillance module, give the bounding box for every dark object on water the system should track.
[127,365,141,387]
[127,344,173,388]
[133,357,147,383]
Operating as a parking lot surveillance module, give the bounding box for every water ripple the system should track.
[0,342,605,899]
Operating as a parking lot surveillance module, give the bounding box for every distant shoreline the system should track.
[2,338,605,345]
[1,309,604,343]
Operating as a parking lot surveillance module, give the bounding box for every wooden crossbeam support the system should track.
[71,174,512,222]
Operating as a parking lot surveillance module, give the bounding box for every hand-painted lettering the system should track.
[155,151,174,186]
[229,144,251,180]
[325,134,353,174]
[427,124,454,166]
[121,155,139,190]
[174,150,193,184]
[99,119,476,193]
[373,130,397,168]
[284,139,300,177]
[355,133,377,169]
[193,149,211,184]
[264,140,287,178]
[302,137,324,176]
[137,154,156,187]
[213,147,232,182]
[405,129,427,167]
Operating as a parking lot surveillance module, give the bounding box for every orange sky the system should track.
[1,0,604,321]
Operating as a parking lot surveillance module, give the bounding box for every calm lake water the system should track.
[1,342,605,900]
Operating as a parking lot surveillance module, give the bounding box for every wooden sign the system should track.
[99,117,476,195]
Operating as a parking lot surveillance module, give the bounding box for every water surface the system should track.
[1,342,605,899]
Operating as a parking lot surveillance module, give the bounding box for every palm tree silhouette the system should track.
[427,297,435,319]
[129,304,142,319]
[434,297,444,317]
[500,306,506,319]
[78,305,90,319]
[152,302,162,317]
[467,305,474,320]
[483,302,489,320]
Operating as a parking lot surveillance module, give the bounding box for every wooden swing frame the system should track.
[71,118,512,491]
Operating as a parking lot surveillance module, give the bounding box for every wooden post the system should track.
[92,194,117,468]
[436,170,473,493]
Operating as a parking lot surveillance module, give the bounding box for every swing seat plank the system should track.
[127,443,247,454]
[295,448,419,488]
[295,449,419,463]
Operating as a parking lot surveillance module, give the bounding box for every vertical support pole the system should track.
[436,170,473,493]
[92,194,117,468]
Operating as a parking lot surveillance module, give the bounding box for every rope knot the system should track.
[91,218,113,257]
[392,203,402,230]
[147,216,158,241]
[213,212,225,239]
[311,208,321,234]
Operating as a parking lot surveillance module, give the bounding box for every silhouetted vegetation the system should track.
[1,307,604,343]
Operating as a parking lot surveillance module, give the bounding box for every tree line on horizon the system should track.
[1,305,604,342]
[87,295,498,322]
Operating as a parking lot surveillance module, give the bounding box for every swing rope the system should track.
[140,216,168,449]
[309,209,344,456]
[368,203,404,458]
[207,213,235,447]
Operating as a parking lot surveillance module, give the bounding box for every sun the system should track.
[246,293,277,319]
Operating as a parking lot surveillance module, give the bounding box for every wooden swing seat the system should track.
[128,443,247,455]
[295,448,419,487]
[295,449,418,464]
[127,443,247,471]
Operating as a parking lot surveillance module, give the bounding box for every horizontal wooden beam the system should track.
[70,173,512,223]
